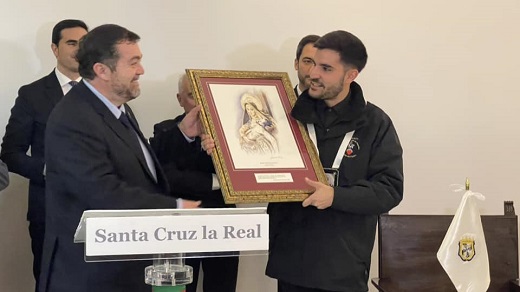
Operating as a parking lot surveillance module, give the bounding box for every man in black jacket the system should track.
[266,30,404,292]
[150,74,239,292]
[0,19,88,290]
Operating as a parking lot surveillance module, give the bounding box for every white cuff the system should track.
[211,174,220,190]
[176,198,183,209]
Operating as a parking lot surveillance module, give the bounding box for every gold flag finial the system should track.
[465,178,470,190]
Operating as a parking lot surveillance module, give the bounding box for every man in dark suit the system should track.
[293,34,319,97]
[0,19,88,290]
[40,24,200,292]
[150,74,239,292]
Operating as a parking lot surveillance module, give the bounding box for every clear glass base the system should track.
[145,263,193,286]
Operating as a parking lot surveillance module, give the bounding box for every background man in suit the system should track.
[40,24,200,292]
[293,34,319,96]
[0,159,8,191]
[150,74,239,292]
[0,19,88,290]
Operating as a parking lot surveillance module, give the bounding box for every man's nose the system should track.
[309,66,319,79]
[137,63,145,75]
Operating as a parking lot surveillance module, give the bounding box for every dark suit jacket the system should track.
[40,81,177,292]
[150,114,230,208]
[1,71,62,222]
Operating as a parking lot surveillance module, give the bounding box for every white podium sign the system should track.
[76,208,268,258]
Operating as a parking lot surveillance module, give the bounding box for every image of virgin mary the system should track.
[238,92,279,154]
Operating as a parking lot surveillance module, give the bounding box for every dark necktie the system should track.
[119,112,158,182]
[119,111,134,130]
[69,80,78,86]
[119,112,143,151]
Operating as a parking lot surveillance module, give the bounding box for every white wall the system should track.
[1,0,519,291]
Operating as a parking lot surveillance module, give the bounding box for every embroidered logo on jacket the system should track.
[345,138,359,158]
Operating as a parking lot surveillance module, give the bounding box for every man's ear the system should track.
[51,43,58,58]
[177,94,183,107]
[93,63,110,81]
[344,68,359,83]
[294,58,299,71]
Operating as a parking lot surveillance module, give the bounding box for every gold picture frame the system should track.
[186,69,327,204]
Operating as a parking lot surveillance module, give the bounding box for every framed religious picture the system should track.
[186,69,327,204]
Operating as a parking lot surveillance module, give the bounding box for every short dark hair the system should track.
[314,30,368,72]
[51,19,88,45]
[296,34,320,60]
[77,24,140,80]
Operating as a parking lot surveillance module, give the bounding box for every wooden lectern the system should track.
[372,201,519,292]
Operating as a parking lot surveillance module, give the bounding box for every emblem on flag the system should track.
[458,235,475,261]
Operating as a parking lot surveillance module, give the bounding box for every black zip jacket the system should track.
[266,81,404,291]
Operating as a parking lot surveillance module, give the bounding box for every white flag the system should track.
[437,190,490,292]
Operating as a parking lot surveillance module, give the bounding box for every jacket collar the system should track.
[45,71,64,106]
[291,81,367,125]
[74,81,167,190]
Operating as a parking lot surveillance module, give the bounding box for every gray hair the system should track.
[178,73,188,94]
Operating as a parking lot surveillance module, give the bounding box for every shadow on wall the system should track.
[0,21,55,129]
[34,21,56,77]
[0,175,35,291]
[225,37,298,79]
[0,22,60,292]
[0,40,33,128]
[130,73,186,139]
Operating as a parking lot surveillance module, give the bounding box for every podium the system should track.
[74,207,268,291]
